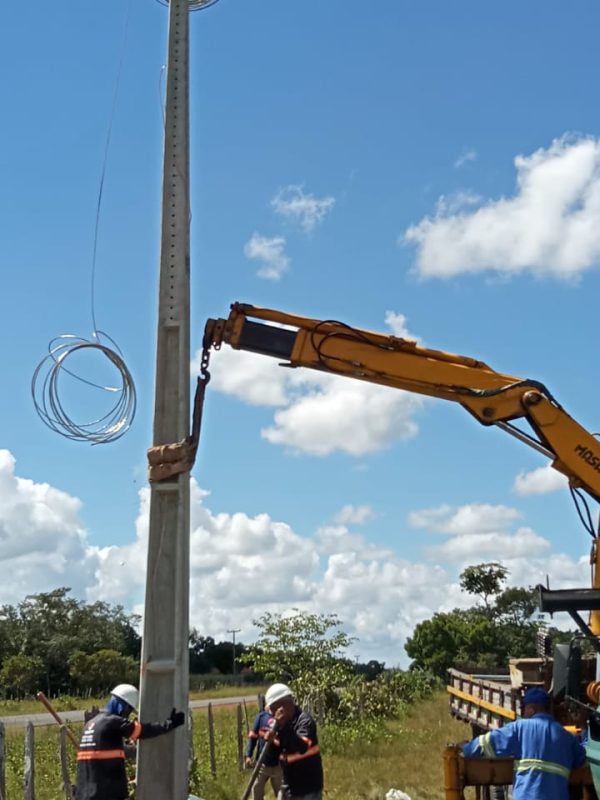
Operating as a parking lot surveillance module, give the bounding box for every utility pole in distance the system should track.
[228,628,241,677]
[137,1,220,798]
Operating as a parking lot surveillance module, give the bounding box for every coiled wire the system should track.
[32,333,137,444]
[154,0,221,9]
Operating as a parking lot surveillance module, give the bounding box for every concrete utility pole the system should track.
[228,628,241,676]
[137,1,219,798]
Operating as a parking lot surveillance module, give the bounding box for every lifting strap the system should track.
[147,346,211,482]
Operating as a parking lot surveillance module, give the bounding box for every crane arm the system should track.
[204,302,600,506]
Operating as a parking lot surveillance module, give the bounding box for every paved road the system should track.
[0,694,259,730]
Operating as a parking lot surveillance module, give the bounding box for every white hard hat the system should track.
[265,683,293,709]
[111,683,139,711]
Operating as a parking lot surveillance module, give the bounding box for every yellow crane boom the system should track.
[203,302,600,630]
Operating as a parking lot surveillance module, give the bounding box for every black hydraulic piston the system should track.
[538,585,600,613]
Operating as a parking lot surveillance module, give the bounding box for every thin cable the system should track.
[91,0,134,338]
[32,0,137,444]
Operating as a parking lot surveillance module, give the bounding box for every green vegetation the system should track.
[0,588,256,700]
[405,562,572,677]
[0,588,141,697]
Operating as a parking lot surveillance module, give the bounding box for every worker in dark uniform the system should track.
[75,683,185,800]
[263,683,323,800]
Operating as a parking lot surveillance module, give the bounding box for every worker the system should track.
[75,683,185,800]
[263,683,323,800]
[244,705,282,799]
[462,687,587,800]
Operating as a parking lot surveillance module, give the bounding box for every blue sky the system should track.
[2,0,600,664]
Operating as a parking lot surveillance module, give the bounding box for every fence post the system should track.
[24,721,35,800]
[237,704,244,770]
[207,702,217,777]
[59,727,74,800]
[188,707,194,776]
[258,693,265,711]
[0,721,5,800]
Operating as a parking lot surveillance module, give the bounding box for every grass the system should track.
[189,685,267,701]
[322,693,467,800]
[0,692,470,799]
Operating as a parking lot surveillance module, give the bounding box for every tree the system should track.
[242,610,355,682]
[0,588,141,695]
[0,655,43,698]
[406,564,550,677]
[242,610,356,721]
[69,649,138,695]
[460,562,508,614]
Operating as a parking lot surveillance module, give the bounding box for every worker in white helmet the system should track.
[263,683,323,800]
[75,683,185,800]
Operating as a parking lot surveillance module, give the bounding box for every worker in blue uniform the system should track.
[245,706,282,799]
[462,687,587,800]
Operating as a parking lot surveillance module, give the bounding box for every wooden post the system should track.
[59,727,74,800]
[207,703,216,777]
[24,721,34,800]
[443,745,463,800]
[242,698,250,734]
[188,707,194,776]
[237,704,244,769]
[0,721,5,800]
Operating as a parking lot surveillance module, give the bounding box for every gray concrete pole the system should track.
[136,0,191,796]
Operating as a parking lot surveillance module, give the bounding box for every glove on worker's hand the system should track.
[167,708,185,730]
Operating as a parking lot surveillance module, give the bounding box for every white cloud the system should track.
[0,451,592,665]
[384,311,421,343]
[271,185,335,233]
[454,148,478,168]
[87,480,457,664]
[333,504,374,526]
[244,233,289,280]
[316,524,391,560]
[513,465,569,496]
[0,450,99,603]
[427,526,550,564]
[262,374,421,456]
[404,136,600,279]
[408,502,522,536]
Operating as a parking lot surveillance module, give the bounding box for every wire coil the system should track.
[154,0,221,9]
[31,333,137,444]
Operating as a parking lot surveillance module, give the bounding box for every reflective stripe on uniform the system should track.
[479,732,496,758]
[514,758,571,779]
[77,749,125,761]
[284,745,320,764]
